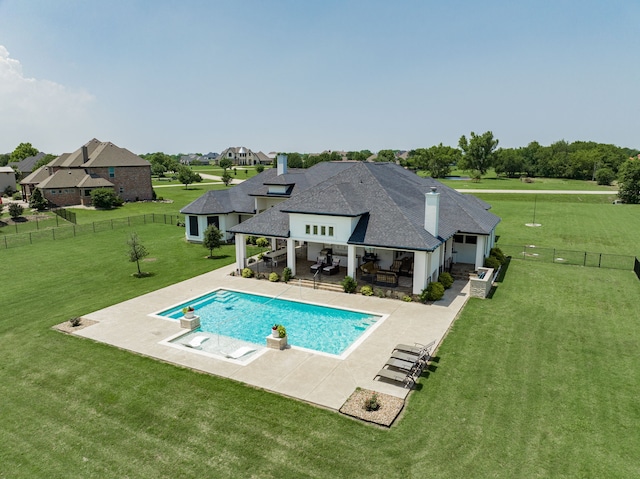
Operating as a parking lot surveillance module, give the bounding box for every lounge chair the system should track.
[375,368,415,388]
[186,335,209,349]
[385,357,420,373]
[389,260,403,273]
[393,340,435,359]
[224,346,256,359]
[322,259,340,275]
[390,349,425,364]
[310,255,327,274]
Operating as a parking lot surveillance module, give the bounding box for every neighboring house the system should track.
[20,138,153,207]
[218,147,272,166]
[180,154,205,165]
[0,166,16,193]
[9,151,46,176]
[204,152,219,161]
[181,156,500,294]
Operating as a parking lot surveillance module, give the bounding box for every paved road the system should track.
[457,189,617,195]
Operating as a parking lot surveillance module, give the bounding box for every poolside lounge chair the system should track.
[186,335,209,349]
[390,349,426,365]
[393,340,435,359]
[375,368,415,388]
[224,346,256,359]
[385,357,420,373]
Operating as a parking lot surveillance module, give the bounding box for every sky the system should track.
[0,0,638,156]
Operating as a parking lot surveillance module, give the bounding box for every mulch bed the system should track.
[52,318,98,334]
[339,388,405,427]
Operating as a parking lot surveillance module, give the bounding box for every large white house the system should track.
[181,156,500,294]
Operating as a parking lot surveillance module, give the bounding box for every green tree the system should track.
[0,153,10,166]
[458,131,499,176]
[221,171,233,186]
[617,156,640,204]
[8,202,23,220]
[127,232,149,277]
[376,150,396,162]
[10,142,39,162]
[256,164,265,173]
[151,163,167,177]
[494,148,525,178]
[177,166,200,189]
[90,188,121,209]
[412,144,460,178]
[203,224,224,258]
[218,158,233,170]
[29,188,48,210]
[595,167,615,186]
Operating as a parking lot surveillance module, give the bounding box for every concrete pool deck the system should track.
[75,264,472,411]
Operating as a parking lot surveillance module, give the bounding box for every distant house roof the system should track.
[37,169,113,189]
[49,139,150,169]
[10,152,46,174]
[0,166,15,174]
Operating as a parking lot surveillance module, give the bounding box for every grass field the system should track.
[1,223,639,478]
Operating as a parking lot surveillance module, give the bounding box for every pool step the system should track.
[294,278,344,293]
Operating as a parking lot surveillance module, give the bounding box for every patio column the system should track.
[235,233,246,272]
[286,238,296,276]
[347,244,357,278]
[271,237,277,250]
[412,251,428,295]
[475,235,486,270]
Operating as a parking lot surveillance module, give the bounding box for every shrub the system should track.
[420,282,445,302]
[8,202,23,219]
[484,255,501,270]
[241,267,254,278]
[341,275,357,294]
[595,167,615,186]
[246,236,257,245]
[360,285,373,296]
[402,295,413,302]
[490,247,506,265]
[364,393,380,412]
[69,317,82,327]
[90,188,119,209]
[256,165,265,173]
[255,237,270,248]
[282,267,292,282]
[376,289,386,298]
[269,272,279,282]
[12,192,22,201]
[438,272,454,289]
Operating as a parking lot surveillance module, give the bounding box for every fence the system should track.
[0,213,181,250]
[500,244,636,271]
[53,207,77,224]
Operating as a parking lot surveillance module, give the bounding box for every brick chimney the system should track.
[424,186,440,237]
[277,154,288,175]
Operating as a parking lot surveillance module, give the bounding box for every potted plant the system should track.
[271,324,279,338]
[182,306,195,319]
[276,324,287,338]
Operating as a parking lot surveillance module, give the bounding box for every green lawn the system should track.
[1,224,638,477]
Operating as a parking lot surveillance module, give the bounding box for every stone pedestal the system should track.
[266,335,287,350]
[180,315,200,330]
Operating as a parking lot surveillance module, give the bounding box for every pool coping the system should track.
[74,264,471,411]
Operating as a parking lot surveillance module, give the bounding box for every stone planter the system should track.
[180,315,200,330]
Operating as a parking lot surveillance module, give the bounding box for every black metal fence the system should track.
[500,244,636,271]
[53,208,77,224]
[0,213,181,250]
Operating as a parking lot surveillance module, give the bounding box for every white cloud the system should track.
[0,45,95,154]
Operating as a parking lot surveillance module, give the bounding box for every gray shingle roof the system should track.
[228,162,500,251]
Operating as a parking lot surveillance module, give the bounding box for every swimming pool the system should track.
[155,289,383,356]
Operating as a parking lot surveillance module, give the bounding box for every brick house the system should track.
[21,139,153,207]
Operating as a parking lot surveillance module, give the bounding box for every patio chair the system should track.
[374,368,415,388]
[385,357,421,374]
[390,259,403,274]
[393,340,435,360]
[310,255,327,274]
[322,258,340,275]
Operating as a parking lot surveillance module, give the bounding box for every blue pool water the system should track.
[157,289,381,356]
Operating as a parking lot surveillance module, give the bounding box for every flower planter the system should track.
[271,329,279,338]
[184,311,195,319]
